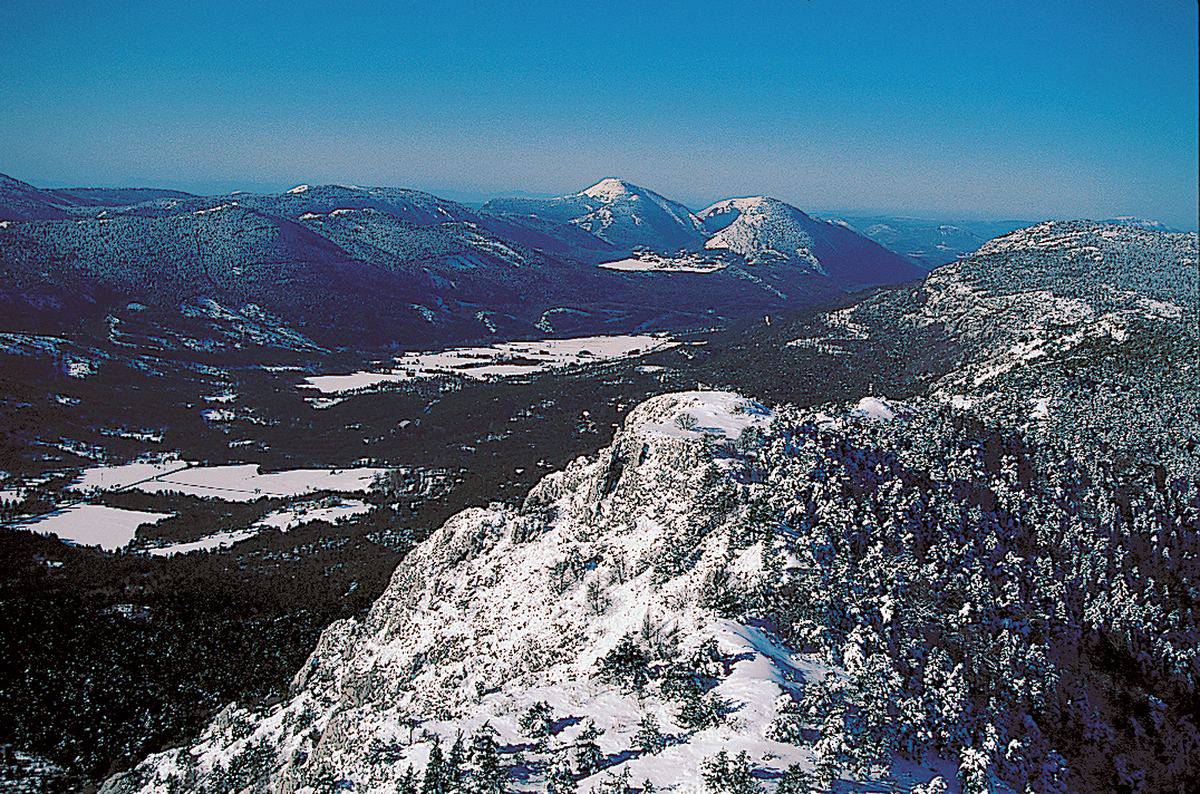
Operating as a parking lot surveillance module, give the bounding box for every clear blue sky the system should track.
[2,1,1196,226]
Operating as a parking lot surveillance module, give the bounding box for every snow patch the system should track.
[304,334,679,394]
[631,390,772,441]
[15,504,172,551]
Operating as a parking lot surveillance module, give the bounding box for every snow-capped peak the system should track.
[286,184,310,194]
[699,196,826,271]
[579,177,639,201]
[564,178,706,250]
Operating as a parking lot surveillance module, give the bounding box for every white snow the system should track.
[69,460,387,502]
[144,528,258,557]
[286,184,310,194]
[203,391,237,403]
[700,196,825,272]
[137,499,371,556]
[105,388,953,793]
[579,178,634,202]
[303,334,679,394]
[632,390,773,441]
[254,498,372,530]
[68,460,189,493]
[0,487,25,502]
[66,359,96,378]
[131,464,388,502]
[598,253,727,273]
[15,504,171,551]
[851,396,899,422]
[194,202,238,215]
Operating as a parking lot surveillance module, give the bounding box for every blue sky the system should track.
[1,1,1196,226]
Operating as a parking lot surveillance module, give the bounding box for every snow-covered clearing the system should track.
[16,504,171,551]
[139,500,372,556]
[67,459,387,502]
[67,460,188,493]
[254,498,372,530]
[303,333,678,394]
[850,396,900,422]
[144,528,259,557]
[131,464,387,502]
[599,254,727,273]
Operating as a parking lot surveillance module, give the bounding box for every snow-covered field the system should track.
[254,498,372,530]
[67,460,188,493]
[304,333,679,394]
[17,504,172,551]
[67,460,387,502]
[142,498,373,556]
[598,253,727,273]
[144,528,258,557]
[131,464,387,502]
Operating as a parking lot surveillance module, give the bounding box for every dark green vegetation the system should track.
[737,405,1200,791]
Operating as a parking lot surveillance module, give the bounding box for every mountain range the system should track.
[1,173,924,351]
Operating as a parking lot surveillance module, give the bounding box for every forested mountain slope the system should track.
[0,174,923,351]
[101,222,1200,793]
[699,196,924,289]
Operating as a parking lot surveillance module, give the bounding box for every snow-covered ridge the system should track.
[101,390,949,793]
[628,390,771,442]
[976,219,1192,258]
[696,195,773,232]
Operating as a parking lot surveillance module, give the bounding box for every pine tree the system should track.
[519,701,555,739]
[633,713,667,754]
[422,739,447,794]
[467,723,505,794]
[575,719,604,775]
[775,764,811,794]
[545,751,577,794]
[593,768,634,793]
[446,731,466,789]
[700,750,761,793]
[597,634,652,691]
[397,765,418,794]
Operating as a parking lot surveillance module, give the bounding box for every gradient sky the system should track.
[1,1,1196,226]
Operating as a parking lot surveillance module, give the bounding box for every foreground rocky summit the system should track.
[103,390,955,792]
[104,223,1199,793]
